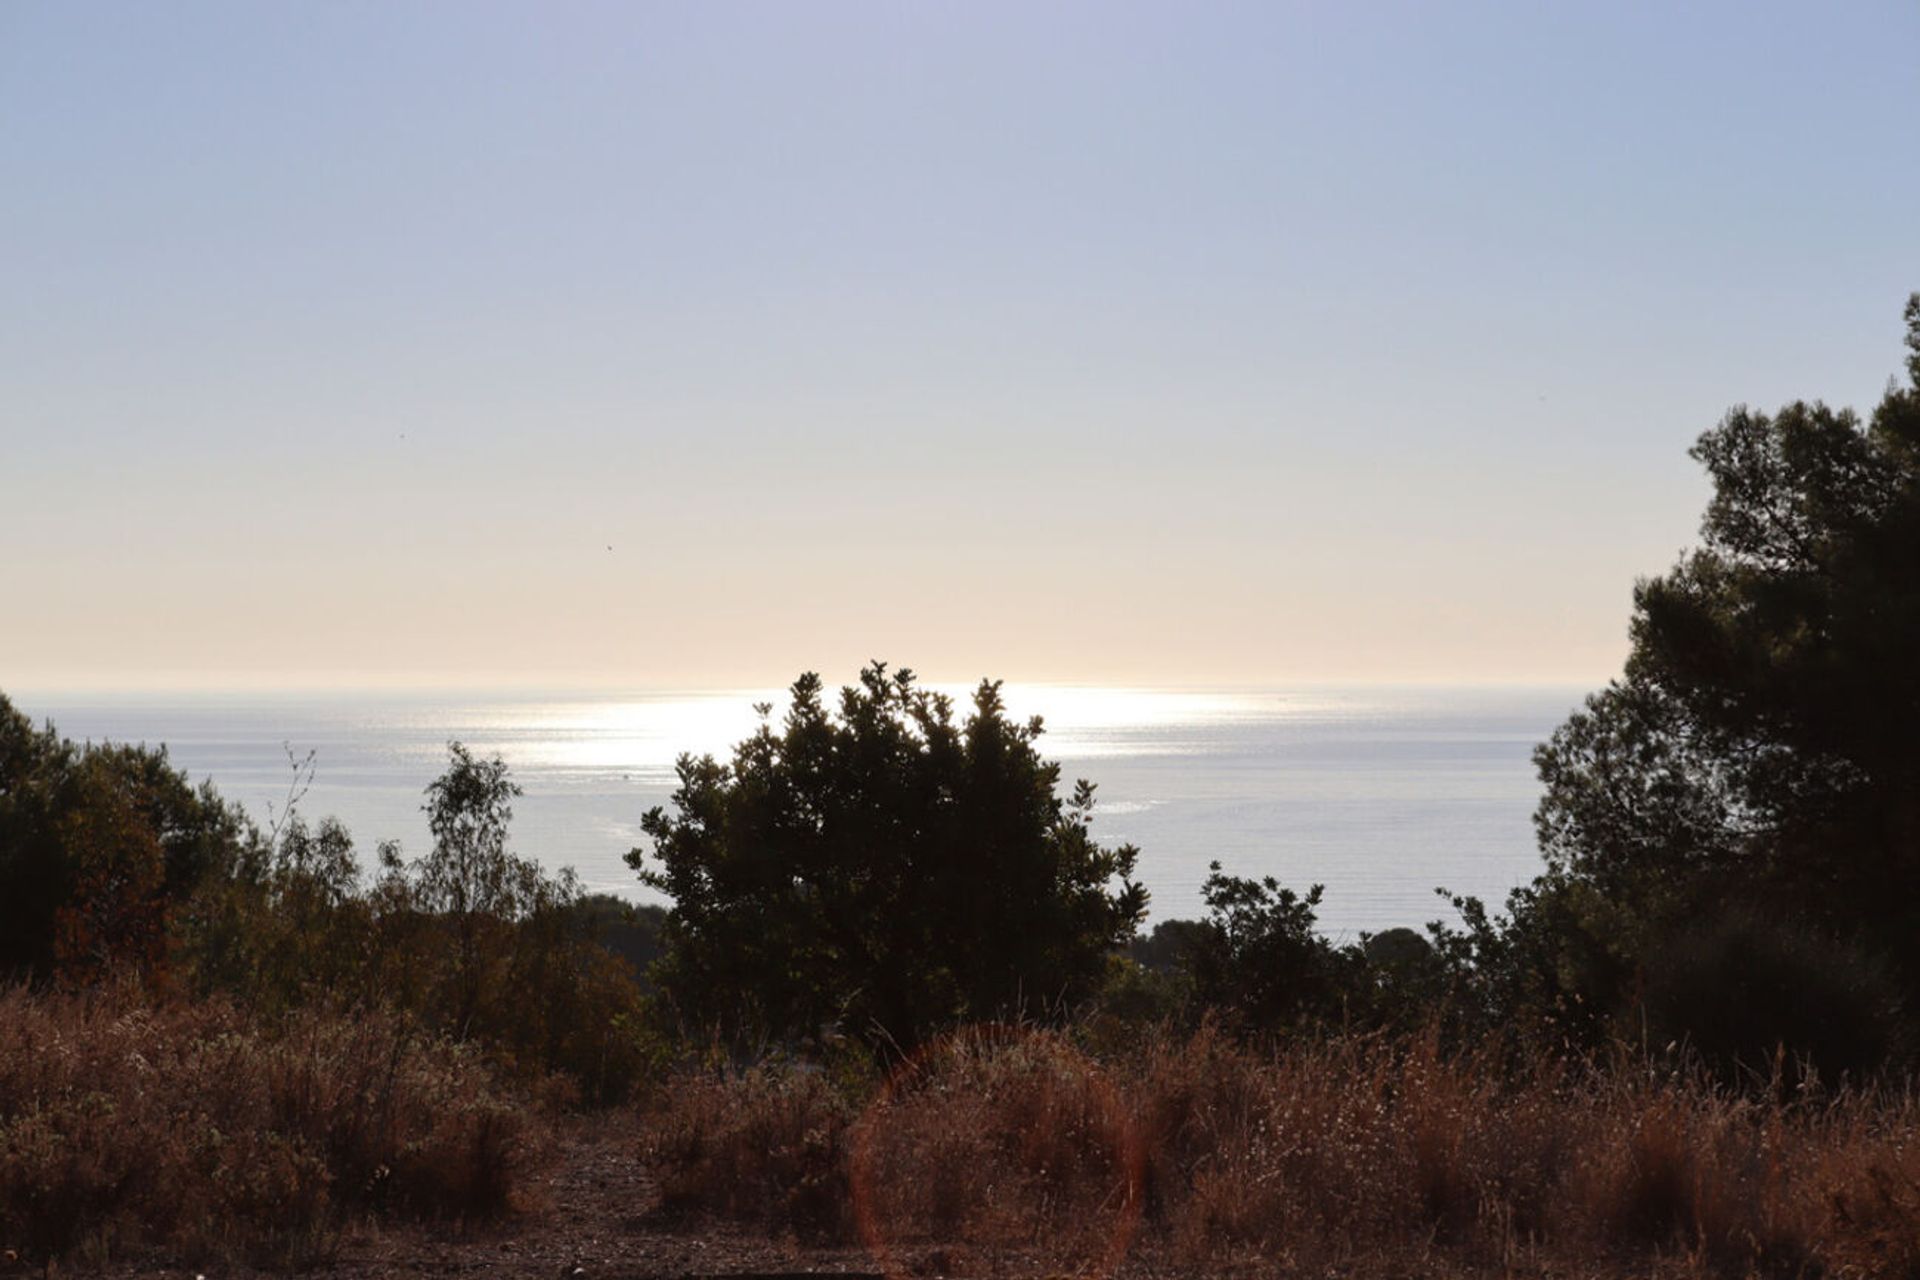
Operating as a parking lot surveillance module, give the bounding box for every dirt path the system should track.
[313,1113,883,1280]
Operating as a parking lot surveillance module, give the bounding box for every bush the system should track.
[1636,908,1903,1083]
[642,1063,856,1239]
[643,1027,1141,1274]
[0,694,251,988]
[631,665,1147,1049]
[1181,862,1354,1032]
[183,744,661,1103]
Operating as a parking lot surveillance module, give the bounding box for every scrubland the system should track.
[644,1023,1920,1280]
[11,996,1920,1278]
[0,987,536,1270]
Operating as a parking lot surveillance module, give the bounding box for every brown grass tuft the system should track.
[640,1061,854,1239]
[0,985,537,1269]
[641,1024,1920,1278]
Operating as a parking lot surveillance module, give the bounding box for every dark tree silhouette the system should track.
[1182,861,1351,1032]
[628,663,1148,1048]
[1509,293,1920,1055]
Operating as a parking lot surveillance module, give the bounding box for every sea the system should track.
[15,685,1588,940]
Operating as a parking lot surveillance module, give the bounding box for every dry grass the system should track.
[0,985,538,1270]
[642,1059,856,1238]
[642,1023,1920,1278]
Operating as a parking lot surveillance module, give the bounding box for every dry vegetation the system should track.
[0,986,538,1270]
[12,999,1920,1278]
[642,1023,1920,1279]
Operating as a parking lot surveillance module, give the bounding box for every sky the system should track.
[3,2,1917,692]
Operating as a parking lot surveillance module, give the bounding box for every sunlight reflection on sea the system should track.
[21,684,1584,937]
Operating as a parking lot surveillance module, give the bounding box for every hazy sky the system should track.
[4,2,1917,691]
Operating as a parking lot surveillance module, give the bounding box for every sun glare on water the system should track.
[485,692,783,776]
[494,685,1314,776]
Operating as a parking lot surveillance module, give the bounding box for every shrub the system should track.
[641,1060,855,1238]
[630,665,1148,1050]
[0,696,251,988]
[1636,908,1903,1083]
[1181,862,1354,1032]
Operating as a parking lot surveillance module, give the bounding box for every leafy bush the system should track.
[1179,863,1353,1032]
[631,664,1148,1049]
[0,695,249,988]
[1637,908,1902,1082]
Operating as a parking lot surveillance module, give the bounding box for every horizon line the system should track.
[7,673,1607,701]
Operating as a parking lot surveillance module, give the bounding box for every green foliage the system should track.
[0,694,251,987]
[182,813,372,1012]
[1131,898,1480,1040]
[339,743,658,1102]
[571,894,666,978]
[406,742,545,1033]
[1425,878,1643,1054]
[1180,861,1354,1032]
[0,701,658,1103]
[1087,952,1192,1034]
[0,698,73,981]
[1505,293,1920,1067]
[1638,909,1901,1082]
[629,663,1148,1048]
[1127,918,1210,974]
[1343,926,1454,1034]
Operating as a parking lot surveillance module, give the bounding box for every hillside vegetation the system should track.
[4,295,1920,1275]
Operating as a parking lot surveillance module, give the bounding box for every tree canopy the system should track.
[1509,294,1920,1056]
[628,663,1149,1047]
[0,695,247,986]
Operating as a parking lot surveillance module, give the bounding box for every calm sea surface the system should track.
[16,685,1587,938]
